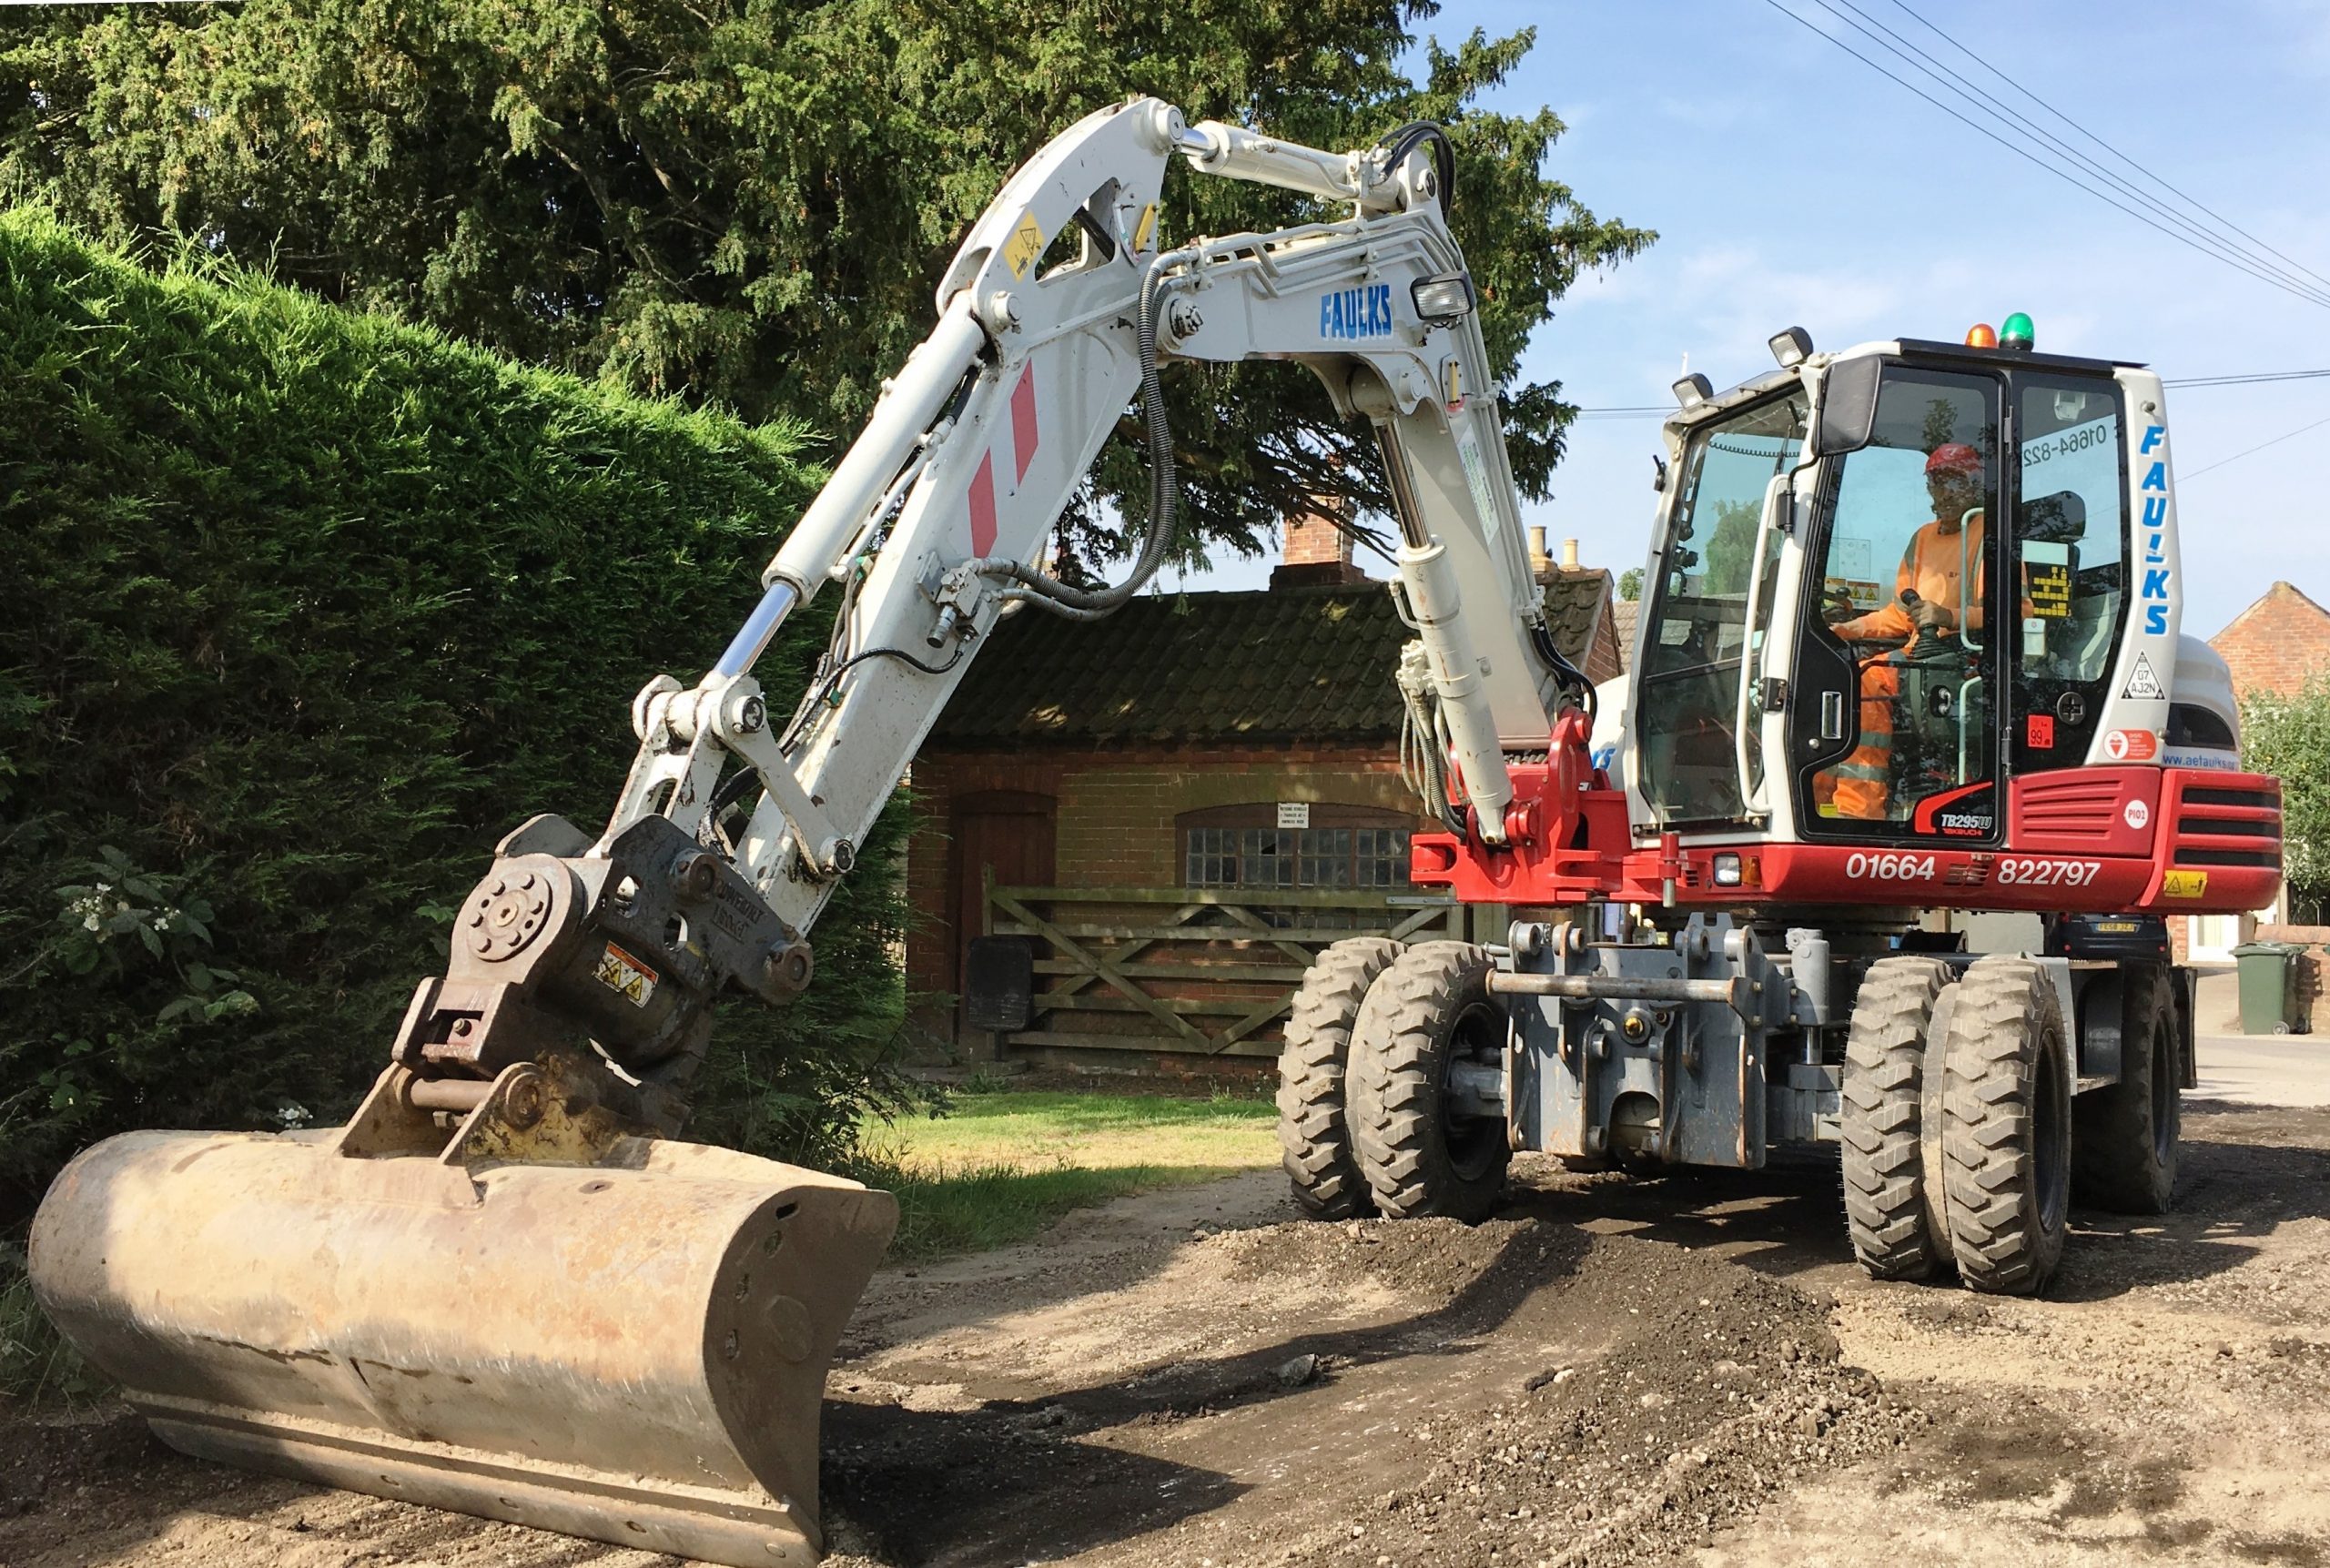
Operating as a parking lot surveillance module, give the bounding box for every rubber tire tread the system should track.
[1840,956,1954,1280]
[1940,955,2072,1296]
[2072,963,2179,1215]
[1347,942,1510,1222]
[1276,937,1403,1219]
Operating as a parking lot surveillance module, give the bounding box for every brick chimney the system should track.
[1271,503,1367,589]
[1527,528,1586,585]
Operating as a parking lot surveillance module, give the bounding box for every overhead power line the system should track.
[2163,369,2330,388]
[2180,411,2330,481]
[1885,0,2330,298]
[1805,0,2330,308]
[1573,369,2330,419]
[1759,0,2330,313]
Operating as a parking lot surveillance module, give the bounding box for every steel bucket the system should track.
[30,1110,896,1566]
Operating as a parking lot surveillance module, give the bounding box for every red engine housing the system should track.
[1411,737,2281,918]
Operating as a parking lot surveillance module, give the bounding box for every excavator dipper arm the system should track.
[619,97,1561,961]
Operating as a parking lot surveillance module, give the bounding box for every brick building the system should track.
[2212,581,2330,703]
[904,522,1616,1067]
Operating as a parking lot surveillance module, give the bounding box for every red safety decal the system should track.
[1011,360,1039,483]
[968,451,998,556]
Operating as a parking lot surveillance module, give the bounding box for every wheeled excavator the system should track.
[31,97,2283,1566]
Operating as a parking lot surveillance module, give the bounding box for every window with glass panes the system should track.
[1179,806,1414,890]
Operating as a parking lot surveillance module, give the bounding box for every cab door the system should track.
[1787,364,2006,843]
[2005,372,2131,774]
[1631,392,1809,827]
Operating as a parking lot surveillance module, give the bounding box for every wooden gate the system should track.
[980,878,1462,1058]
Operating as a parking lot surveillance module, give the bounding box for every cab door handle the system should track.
[1820,690,1846,741]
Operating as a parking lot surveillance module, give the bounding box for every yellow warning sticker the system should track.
[593,941,659,1007]
[1003,212,1047,278]
[1131,202,1158,253]
[2162,870,2209,899]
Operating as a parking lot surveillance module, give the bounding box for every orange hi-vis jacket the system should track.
[1838,511,1988,643]
[1824,511,1985,819]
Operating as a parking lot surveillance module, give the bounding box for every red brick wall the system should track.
[906,741,1431,1049]
[2212,582,2330,703]
[1282,511,1352,569]
[1584,604,1622,686]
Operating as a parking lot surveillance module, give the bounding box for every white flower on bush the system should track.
[273,1104,311,1128]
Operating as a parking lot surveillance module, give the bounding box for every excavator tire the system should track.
[1937,955,2072,1296]
[2072,962,2180,1214]
[1347,942,1509,1222]
[1278,936,1403,1219]
[1840,956,1955,1280]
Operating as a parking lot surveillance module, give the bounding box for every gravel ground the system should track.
[5,1098,2326,1567]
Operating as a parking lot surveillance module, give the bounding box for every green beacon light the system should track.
[2000,311,2035,351]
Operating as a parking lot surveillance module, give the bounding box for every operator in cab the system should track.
[1820,443,1988,819]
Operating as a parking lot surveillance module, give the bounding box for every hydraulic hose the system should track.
[1375,121,1456,215]
[1532,622,1599,726]
[967,248,1194,621]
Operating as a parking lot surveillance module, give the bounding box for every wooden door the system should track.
[948,792,1056,1038]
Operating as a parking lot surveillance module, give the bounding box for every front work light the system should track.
[1411,271,1475,326]
[1768,326,1813,368]
[1712,853,1743,886]
[1673,372,1713,410]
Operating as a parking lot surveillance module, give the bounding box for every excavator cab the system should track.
[1627,328,2204,885]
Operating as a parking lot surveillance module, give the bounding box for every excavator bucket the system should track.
[28,1062,897,1567]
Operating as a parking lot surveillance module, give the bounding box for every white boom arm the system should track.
[599,96,1567,940]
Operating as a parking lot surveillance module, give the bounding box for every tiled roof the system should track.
[930,583,1413,745]
[1540,567,1616,682]
[1542,567,1607,653]
[1610,599,1640,671]
[929,570,1620,748]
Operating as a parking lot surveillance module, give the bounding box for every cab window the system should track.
[1797,367,2001,835]
[2011,376,2128,768]
[1634,391,1808,824]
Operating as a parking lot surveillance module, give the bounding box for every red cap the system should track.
[1925,442,1981,477]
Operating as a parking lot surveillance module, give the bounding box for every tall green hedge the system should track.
[0,210,913,1219]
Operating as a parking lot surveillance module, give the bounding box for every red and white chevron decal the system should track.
[967,361,1039,557]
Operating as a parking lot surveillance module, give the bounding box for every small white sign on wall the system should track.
[1276,802,1312,829]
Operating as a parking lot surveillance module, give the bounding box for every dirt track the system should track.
[6,1099,2330,1567]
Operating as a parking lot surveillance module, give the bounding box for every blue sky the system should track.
[1170,0,2330,638]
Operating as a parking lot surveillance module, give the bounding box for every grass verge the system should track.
[0,1239,98,1410]
[859,1088,1278,1261]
